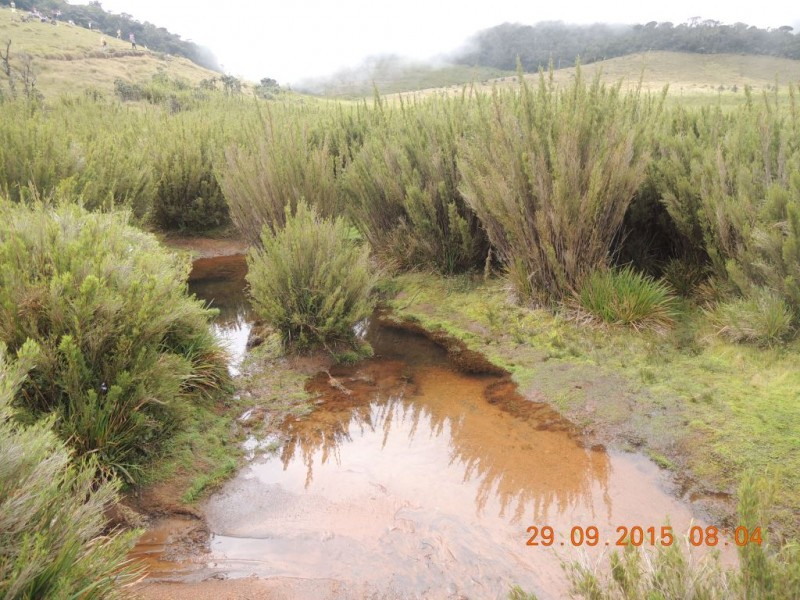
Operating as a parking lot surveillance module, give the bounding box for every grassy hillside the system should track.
[0,6,220,97]
[386,52,800,106]
[297,56,513,98]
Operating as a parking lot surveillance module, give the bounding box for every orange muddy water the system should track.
[132,255,728,600]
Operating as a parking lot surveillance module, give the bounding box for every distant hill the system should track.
[455,20,800,73]
[0,6,222,97]
[383,52,800,103]
[295,55,513,98]
[0,0,220,71]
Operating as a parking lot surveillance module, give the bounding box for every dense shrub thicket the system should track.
[0,92,252,231]
[0,342,139,599]
[0,200,229,481]
[150,120,230,231]
[219,107,340,244]
[458,70,657,305]
[0,73,797,341]
[344,94,489,273]
[247,202,375,349]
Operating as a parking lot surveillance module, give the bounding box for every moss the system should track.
[386,271,800,538]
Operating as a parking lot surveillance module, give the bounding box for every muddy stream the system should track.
[132,254,728,600]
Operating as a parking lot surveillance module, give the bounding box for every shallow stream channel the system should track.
[131,253,728,600]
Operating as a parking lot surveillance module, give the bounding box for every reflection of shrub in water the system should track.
[278,352,610,522]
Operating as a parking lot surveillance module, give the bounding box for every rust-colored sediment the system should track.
[132,284,733,599]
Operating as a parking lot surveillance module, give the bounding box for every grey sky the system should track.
[91,0,799,83]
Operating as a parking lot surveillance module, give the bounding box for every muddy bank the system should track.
[160,234,248,260]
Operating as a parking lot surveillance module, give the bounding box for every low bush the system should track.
[0,200,229,481]
[576,266,677,332]
[0,342,140,599]
[247,202,375,350]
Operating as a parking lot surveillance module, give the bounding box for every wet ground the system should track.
[132,254,732,600]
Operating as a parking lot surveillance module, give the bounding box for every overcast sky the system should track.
[90,1,799,84]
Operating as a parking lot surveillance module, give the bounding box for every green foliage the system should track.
[247,202,375,350]
[219,105,340,244]
[458,20,800,73]
[0,341,140,599]
[577,266,677,332]
[653,92,800,322]
[708,288,795,346]
[343,94,489,273]
[562,472,800,599]
[0,200,229,481]
[458,68,656,305]
[149,120,230,232]
[254,77,280,99]
[0,97,154,217]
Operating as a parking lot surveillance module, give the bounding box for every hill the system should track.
[456,20,800,73]
[0,6,221,97]
[384,52,800,105]
[295,55,513,98]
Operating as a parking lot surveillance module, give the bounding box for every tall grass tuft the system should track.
[0,199,229,482]
[247,202,375,350]
[576,266,677,332]
[343,94,488,273]
[708,288,795,347]
[219,106,340,244]
[458,68,656,305]
[0,341,140,599]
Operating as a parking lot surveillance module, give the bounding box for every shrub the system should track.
[0,200,229,481]
[149,121,230,232]
[247,202,375,349]
[343,95,488,273]
[219,107,339,245]
[576,266,677,332]
[458,68,657,306]
[653,92,800,318]
[0,342,140,599]
[708,288,795,347]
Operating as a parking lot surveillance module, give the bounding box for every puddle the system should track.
[187,254,252,376]
[132,255,732,598]
[201,324,730,599]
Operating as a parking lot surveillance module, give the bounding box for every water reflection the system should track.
[282,353,612,525]
[188,255,252,376]
[199,299,713,599]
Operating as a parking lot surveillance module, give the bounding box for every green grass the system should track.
[576,266,678,332]
[386,272,800,539]
[0,6,221,97]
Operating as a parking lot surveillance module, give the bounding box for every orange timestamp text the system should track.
[526,525,763,548]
